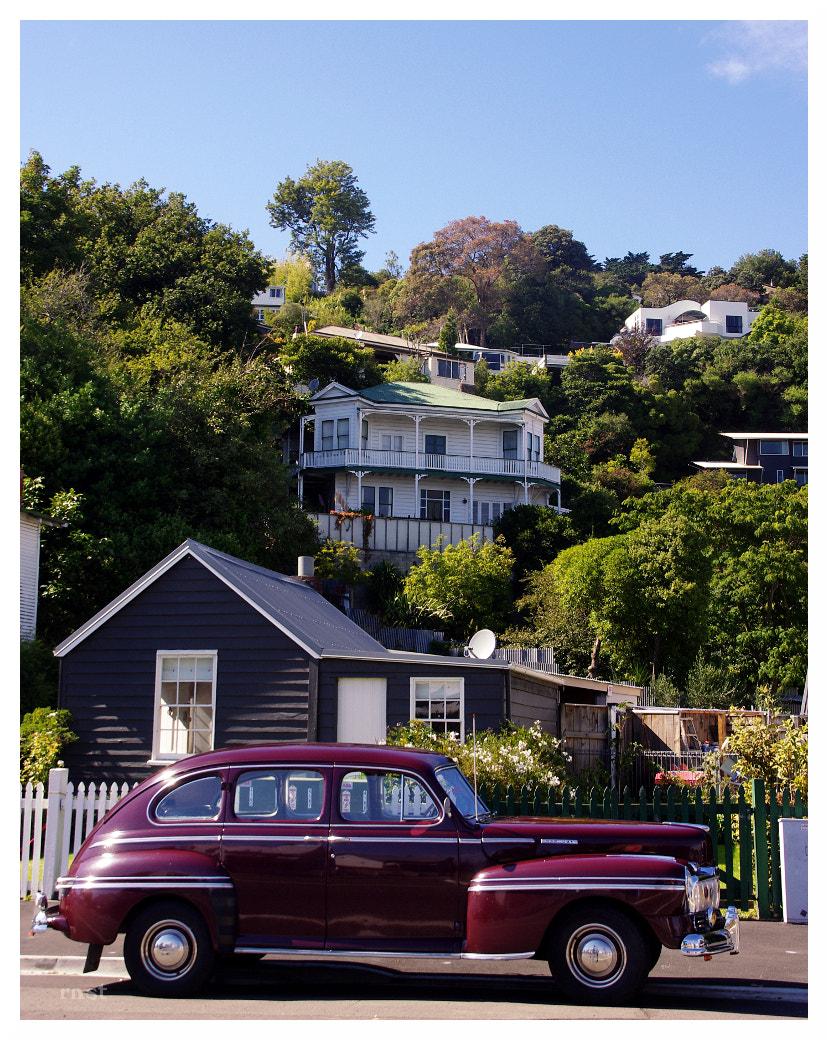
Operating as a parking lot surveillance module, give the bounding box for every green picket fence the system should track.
[479,778,807,919]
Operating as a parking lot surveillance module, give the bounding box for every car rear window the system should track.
[154,775,223,821]
[234,769,325,821]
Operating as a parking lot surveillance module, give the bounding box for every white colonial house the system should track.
[622,299,759,344]
[298,381,561,560]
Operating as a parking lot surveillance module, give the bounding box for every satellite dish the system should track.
[309,378,319,392]
[465,629,496,660]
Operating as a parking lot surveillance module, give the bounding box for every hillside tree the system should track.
[267,159,376,294]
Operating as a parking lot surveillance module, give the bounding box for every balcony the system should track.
[300,448,560,487]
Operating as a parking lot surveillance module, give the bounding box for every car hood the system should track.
[479,815,712,866]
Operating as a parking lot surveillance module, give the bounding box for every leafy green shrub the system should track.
[724,715,807,798]
[386,719,571,793]
[314,539,367,585]
[20,707,77,785]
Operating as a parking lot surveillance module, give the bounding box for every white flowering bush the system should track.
[386,719,571,793]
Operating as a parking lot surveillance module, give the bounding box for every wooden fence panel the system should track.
[20,781,45,899]
[20,770,139,899]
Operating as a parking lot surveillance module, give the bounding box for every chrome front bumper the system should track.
[681,906,740,957]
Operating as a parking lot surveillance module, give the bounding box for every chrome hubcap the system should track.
[567,924,625,987]
[142,921,195,979]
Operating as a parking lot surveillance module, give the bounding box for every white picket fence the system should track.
[20,768,136,899]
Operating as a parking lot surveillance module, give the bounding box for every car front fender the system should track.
[463,853,688,956]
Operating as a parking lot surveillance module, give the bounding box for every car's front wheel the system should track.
[124,900,215,997]
[548,904,649,1004]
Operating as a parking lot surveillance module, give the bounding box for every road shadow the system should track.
[92,958,808,1018]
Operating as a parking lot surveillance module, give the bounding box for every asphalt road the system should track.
[20,900,808,1021]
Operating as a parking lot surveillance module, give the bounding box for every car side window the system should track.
[154,775,222,821]
[339,770,439,823]
[234,769,325,822]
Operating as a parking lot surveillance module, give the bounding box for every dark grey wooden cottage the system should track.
[53,540,516,783]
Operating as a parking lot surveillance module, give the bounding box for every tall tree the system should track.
[405,216,539,347]
[20,151,89,279]
[728,249,798,295]
[21,152,269,351]
[20,274,318,645]
[601,251,651,288]
[266,159,376,294]
[531,225,596,272]
[656,252,702,277]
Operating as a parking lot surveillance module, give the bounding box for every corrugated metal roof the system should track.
[191,542,387,658]
[361,381,540,413]
[54,540,389,660]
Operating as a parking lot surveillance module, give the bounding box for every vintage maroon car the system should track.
[32,743,739,1002]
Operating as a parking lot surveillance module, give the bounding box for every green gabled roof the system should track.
[361,382,543,414]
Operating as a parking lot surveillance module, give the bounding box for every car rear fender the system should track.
[58,849,237,951]
[464,853,688,956]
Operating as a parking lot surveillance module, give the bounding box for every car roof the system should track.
[163,743,455,774]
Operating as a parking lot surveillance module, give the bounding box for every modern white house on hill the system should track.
[298,381,562,562]
[622,299,759,344]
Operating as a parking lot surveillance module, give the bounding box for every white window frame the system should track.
[760,440,789,455]
[151,650,218,764]
[321,420,334,451]
[337,417,350,448]
[410,677,464,740]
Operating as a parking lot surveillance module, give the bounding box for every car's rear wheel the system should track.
[124,901,214,997]
[548,905,649,1004]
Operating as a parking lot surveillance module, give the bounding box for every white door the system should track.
[337,678,387,743]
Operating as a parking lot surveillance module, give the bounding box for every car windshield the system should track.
[435,765,493,821]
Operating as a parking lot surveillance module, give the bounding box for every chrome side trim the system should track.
[90,835,221,850]
[221,835,324,844]
[461,951,536,961]
[326,836,458,844]
[232,946,535,961]
[470,877,684,893]
[58,875,233,890]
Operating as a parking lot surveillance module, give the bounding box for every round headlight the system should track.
[685,867,721,913]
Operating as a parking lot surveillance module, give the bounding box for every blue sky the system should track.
[19,16,808,278]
